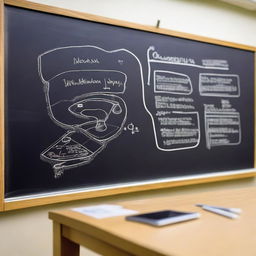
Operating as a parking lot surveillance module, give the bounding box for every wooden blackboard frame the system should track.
[0,0,255,211]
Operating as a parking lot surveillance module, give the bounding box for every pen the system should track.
[201,205,239,219]
[195,204,242,214]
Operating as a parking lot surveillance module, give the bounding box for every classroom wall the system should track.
[0,0,255,256]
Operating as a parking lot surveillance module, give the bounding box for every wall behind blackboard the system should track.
[1,0,255,211]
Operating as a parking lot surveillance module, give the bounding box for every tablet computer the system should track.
[126,210,200,226]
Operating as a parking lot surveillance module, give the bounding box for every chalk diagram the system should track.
[144,45,241,151]
[38,46,130,177]
[37,43,243,176]
[144,46,201,151]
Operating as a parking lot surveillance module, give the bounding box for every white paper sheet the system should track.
[72,204,138,219]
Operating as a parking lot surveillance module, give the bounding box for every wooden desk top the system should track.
[49,187,256,256]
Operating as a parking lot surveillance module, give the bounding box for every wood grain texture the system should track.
[62,226,131,256]
[53,221,80,256]
[255,53,256,169]
[49,187,256,256]
[0,0,5,212]
[53,222,62,256]
[4,171,256,211]
[1,0,256,211]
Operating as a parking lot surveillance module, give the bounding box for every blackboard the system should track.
[1,0,255,210]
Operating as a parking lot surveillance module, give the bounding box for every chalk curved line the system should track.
[38,45,129,84]
[37,45,170,152]
[47,69,127,95]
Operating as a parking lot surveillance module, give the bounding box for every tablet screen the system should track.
[126,210,200,226]
[130,210,190,220]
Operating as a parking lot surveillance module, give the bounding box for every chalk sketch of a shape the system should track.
[41,130,105,178]
[69,93,127,141]
[38,45,129,177]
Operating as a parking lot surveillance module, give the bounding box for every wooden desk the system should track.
[49,187,256,256]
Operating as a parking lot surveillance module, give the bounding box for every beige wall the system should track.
[0,0,256,256]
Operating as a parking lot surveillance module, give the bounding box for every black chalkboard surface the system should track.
[3,3,255,201]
